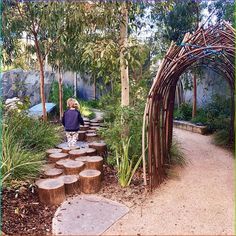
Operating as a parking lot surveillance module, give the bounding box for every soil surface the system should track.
[103,128,234,235]
[2,185,58,235]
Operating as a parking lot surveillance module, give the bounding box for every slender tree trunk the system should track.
[120,1,129,107]
[58,66,63,120]
[192,73,197,118]
[74,72,77,97]
[34,36,47,121]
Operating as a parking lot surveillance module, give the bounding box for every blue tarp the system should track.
[28,103,56,117]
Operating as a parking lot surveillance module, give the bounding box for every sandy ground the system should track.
[103,128,234,235]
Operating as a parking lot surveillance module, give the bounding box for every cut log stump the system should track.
[85,133,99,142]
[79,169,101,194]
[83,117,90,122]
[78,131,86,141]
[58,175,79,195]
[69,149,87,159]
[37,178,65,205]
[90,127,100,131]
[63,160,85,175]
[86,156,103,172]
[88,142,107,157]
[90,123,100,127]
[80,125,90,131]
[84,121,90,126]
[48,153,69,163]
[86,129,96,133]
[44,168,63,178]
[75,156,89,163]
[62,146,79,153]
[83,147,97,156]
[46,148,62,157]
[56,159,72,169]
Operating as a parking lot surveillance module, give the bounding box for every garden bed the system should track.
[173,120,208,135]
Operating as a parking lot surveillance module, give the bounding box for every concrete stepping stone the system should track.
[44,168,63,178]
[46,148,62,156]
[79,169,101,194]
[37,178,65,205]
[48,152,69,163]
[52,195,129,235]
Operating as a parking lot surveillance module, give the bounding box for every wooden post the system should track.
[192,73,197,118]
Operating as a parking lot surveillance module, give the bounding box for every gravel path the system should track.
[103,128,234,235]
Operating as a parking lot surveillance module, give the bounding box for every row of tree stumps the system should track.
[35,118,107,205]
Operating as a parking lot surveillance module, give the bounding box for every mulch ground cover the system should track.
[2,164,148,236]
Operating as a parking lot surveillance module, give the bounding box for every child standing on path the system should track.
[62,98,84,147]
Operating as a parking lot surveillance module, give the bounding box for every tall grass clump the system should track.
[169,138,186,167]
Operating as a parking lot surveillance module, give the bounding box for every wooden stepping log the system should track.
[78,131,86,141]
[58,175,79,195]
[63,160,85,175]
[86,129,96,133]
[75,156,89,163]
[37,178,65,205]
[44,168,63,178]
[90,126,100,131]
[46,148,62,157]
[86,133,99,142]
[86,156,103,172]
[80,125,90,131]
[83,147,97,156]
[56,159,71,169]
[79,169,101,194]
[83,117,90,122]
[88,142,107,157]
[62,146,79,153]
[69,149,87,159]
[84,121,90,126]
[48,153,69,163]
[57,142,81,149]
[90,123,100,127]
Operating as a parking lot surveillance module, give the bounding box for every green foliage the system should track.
[213,129,231,147]
[169,138,186,167]
[79,101,96,120]
[115,137,142,187]
[1,123,43,184]
[174,103,192,121]
[191,108,208,125]
[49,81,74,111]
[5,111,61,152]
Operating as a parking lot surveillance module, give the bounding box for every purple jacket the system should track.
[62,109,84,132]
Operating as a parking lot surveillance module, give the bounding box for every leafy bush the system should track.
[49,81,74,112]
[115,137,142,187]
[5,112,61,151]
[1,123,44,183]
[174,103,192,121]
[191,108,208,125]
[213,129,231,148]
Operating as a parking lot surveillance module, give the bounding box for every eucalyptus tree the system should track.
[3,1,76,120]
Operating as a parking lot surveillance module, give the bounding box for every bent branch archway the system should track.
[143,21,235,190]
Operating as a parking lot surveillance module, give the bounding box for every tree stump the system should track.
[37,178,65,205]
[78,131,86,141]
[62,146,79,153]
[75,156,89,163]
[85,133,99,142]
[90,123,100,127]
[46,148,62,157]
[48,153,69,163]
[69,149,87,159]
[44,168,63,178]
[56,159,72,169]
[63,160,85,175]
[86,156,103,172]
[84,121,90,126]
[88,142,107,157]
[79,169,101,194]
[57,142,80,149]
[83,147,97,156]
[80,125,90,131]
[90,127,100,131]
[83,117,90,122]
[86,129,96,133]
[58,175,79,195]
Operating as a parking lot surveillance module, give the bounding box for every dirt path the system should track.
[103,128,234,235]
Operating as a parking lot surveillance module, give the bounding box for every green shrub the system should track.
[191,108,208,125]
[213,129,231,147]
[5,112,61,151]
[1,123,44,184]
[174,103,192,121]
[169,138,186,167]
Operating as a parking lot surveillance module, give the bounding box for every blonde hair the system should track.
[67,98,75,108]
[73,99,80,110]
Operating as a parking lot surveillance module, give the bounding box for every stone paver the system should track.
[52,195,129,235]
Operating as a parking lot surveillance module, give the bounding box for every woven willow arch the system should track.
[142,21,235,189]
